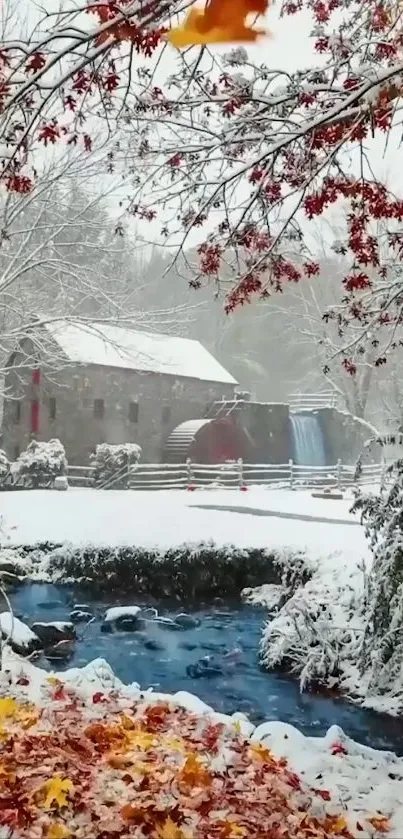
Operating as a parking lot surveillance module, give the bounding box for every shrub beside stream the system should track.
[0,541,311,600]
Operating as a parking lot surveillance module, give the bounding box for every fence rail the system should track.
[63,458,386,492]
[289,392,338,412]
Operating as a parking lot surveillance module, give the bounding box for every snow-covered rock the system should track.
[242,582,285,610]
[175,612,200,628]
[0,612,41,655]
[69,609,93,623]
[104,605,142,623]
[32,621,76,646]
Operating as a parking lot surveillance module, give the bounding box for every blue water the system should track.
[290,413,327,467]
[10,583,403,754]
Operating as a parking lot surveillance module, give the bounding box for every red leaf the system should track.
[286,771,302,791]
[315,788,331,801]
[92,692,108,704]
[331,741,347,756]
[26,52,46,73]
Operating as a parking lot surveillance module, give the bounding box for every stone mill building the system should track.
[2,321,237,464]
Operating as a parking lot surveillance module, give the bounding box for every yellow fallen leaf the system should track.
[155,816,186,838]
[120,713,136,730]
[162,735,186,753]
[227,825,248,838]
[47,825,72,839]
[0,762,15,784]
[0,697,22,720]
[126,729,156,751]
[0,697,37,727]
[38,777,74,810]
[330,817,348,833]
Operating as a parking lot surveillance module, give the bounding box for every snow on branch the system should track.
[2,0,403,368]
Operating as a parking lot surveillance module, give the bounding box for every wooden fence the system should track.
[289,391,338,412]
[66,458,386,492]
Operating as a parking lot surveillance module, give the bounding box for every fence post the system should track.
[380,457,387,493]
[336,458,342,490]
[289,458,294,490]
[237,457,244,488]
[186,457,193,489]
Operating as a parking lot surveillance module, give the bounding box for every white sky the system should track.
[129,3,402,256]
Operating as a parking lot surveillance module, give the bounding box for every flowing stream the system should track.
[10,582,403,755]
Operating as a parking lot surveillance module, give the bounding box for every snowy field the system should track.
[0,487,366,564]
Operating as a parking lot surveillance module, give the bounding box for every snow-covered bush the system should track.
[15,439,67,488]
[0,449,10,487]
[91,442,141,489]
[352,461,403,708]
[260,571,364,692]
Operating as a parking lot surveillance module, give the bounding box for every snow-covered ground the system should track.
[0,487,364,561]
[2,648,403,839]
[2,485,403,831]
[1,488,394,713]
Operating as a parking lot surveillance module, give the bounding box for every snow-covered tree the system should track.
[2,0,403,370]
[353,463,403,707]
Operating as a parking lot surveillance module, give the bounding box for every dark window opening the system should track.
[129,401,139,423]
[93,398,104,419]
[49,397,56,420]
[13,401,21,424]
[162,405,171,425]
[14,444,20,460]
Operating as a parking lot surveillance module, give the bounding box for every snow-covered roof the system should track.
[44,321,237,385]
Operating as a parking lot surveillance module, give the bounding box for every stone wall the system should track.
[2,358,235,464]
[315,407,379,465]
[232,401,291,463]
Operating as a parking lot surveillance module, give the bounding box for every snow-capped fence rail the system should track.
[289,391,338,411]
[121,458,385,491]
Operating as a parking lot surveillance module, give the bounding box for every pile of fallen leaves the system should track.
[0,674,355,838]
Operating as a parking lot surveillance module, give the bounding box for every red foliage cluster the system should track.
[0,0,166,194]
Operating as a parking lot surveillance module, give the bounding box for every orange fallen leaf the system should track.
[368,815,390,833]
[166,0,270,47]
[121,803,147,821]
[324,815,349,834]
[249,742,272,762]
[180,753,211,788]
[108,753,133,769]
[0,762,16,784]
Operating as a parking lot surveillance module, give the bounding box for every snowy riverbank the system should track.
[1,648,402,838]
[2,486,394,714]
